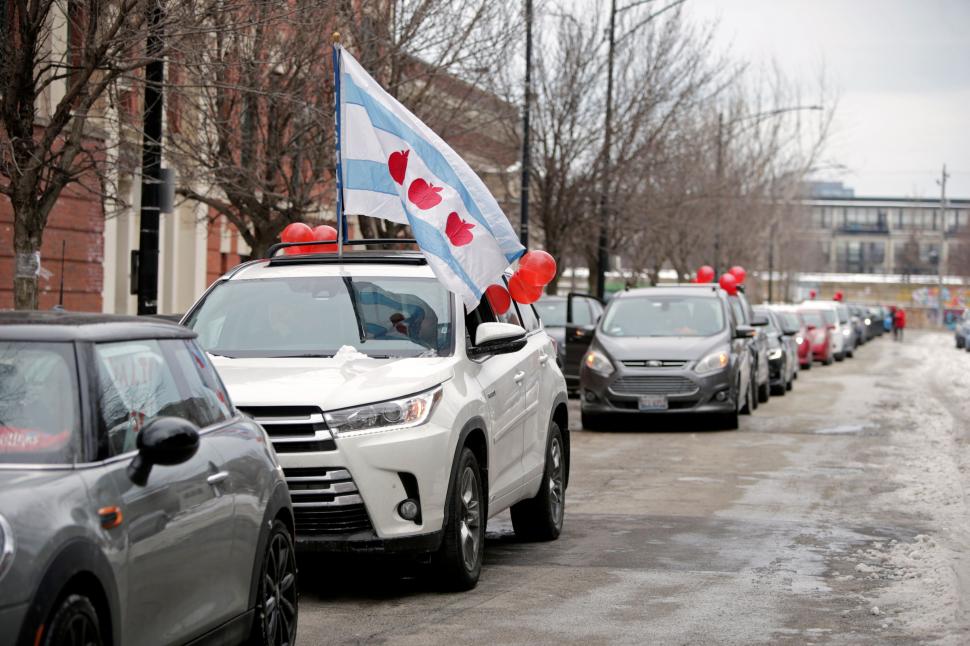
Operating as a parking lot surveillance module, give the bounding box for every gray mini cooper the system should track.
[0,312,296,646]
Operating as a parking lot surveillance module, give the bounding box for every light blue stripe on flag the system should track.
[342,75,504,244]
[343,159,399,196]
[404,207,483,300]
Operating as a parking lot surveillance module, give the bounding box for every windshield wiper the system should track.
[275,353,335,358]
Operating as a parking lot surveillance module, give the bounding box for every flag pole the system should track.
[332,32,346,258]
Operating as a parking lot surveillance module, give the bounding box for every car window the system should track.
[0,342,82,465]
[185,276,454,358]
[94,339,226,458]
[535,297,566,327]
[729,297,746,325]
[169,340,233,426]
[800,310,824,327]
[571,298,594,326]
[601,295,725,337]
[516,302,541,333]
[589,299,604,322]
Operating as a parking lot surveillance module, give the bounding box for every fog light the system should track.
[398,499,419,521]
[584,390,596,402]
[715,391,727,402]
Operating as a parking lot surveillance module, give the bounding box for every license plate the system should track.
[638,395,668,411]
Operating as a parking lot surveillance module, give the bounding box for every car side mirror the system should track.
[751,314,769,327]
[468,322,528,358]
[782,326,800,336]
[127,417,201,486]
[735,325,757,339]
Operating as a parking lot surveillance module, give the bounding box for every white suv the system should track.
[183,249,569,590]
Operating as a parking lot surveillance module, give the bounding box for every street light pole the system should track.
[519,0,533,247]
[713,111,723,277]
[937,163,949,325]
[595,0,616,300]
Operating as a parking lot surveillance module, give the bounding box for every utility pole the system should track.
[595,0,617,300]
[937,163,949,326]
[767,220,776,303]
[713,111,723,277]
[519,0,533,247]
[136,1,164,315]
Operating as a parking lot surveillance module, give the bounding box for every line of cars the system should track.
[537,285,886,431]
[1,247,572,645]
[954,309,970,350]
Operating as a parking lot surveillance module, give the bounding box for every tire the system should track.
[835,352,844,362]
[824,353,834,366]
[252,520,298,646]
[802,360,811,371]
[581,409,607,431]
[43,594,104,646]
[511,423,566,541]
[434,447,485,591]
[740,379,755,415]
[786,376,793,392]
[757,380,770,403]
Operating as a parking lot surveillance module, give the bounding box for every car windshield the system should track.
[0,341,81,464]
[754,308,781,333]
[822,309,838,325]
[801,310,824,327]
[601,295,725,337]
[780,312,802,331]
[535,297,566,327]
[185,276,454,358]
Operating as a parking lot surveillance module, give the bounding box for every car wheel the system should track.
[252,520,298,646]
[786,375,793,391]
[824,353,834,366]
[434,447,485,591]
[740,380,754,415]
[802,361,811,371]
[581,409,607,431]
[511,422,566,541]
[42,594,104,646]
[757,380,770,403]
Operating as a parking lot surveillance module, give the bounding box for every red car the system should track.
[776,307,812,370]
[798,308,834,365]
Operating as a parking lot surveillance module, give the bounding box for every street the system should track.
[297,331,970,645]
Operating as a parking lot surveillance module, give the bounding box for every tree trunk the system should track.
[12,201,43,310]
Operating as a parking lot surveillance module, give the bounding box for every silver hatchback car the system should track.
[0,313,296,646]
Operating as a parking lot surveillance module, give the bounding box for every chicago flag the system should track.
[336,46,525,309]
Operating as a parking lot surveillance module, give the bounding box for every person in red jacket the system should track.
[893,306,906,341]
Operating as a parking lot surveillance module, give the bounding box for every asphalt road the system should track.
[297,330,970,645]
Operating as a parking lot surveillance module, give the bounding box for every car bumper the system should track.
[768,357,785,384]
[274,417,455,554]
[580,367,737,415]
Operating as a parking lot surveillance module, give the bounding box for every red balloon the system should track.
[809,289,817,299]
[718,273,738,295]
[310,225,338,253]
[508,272,542,304]
[696,265,715,283]
[485,284,512,315]
[517,250,557,286]
[728,265,746,284]
[281,222,313,255]
[833,290,844,302]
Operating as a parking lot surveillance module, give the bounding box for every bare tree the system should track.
[0,0,170,308]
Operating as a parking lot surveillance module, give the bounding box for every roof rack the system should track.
[264,238,418,259]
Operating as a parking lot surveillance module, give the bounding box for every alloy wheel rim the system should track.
[66,613,97,646]
[263,532,298,646]
[549,438,565,527]
[459,466,482,571]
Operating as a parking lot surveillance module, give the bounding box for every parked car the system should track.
[754,306,797,395]
[848,305,867,346]
[730,289,771,405]
[954,309,970,348]
[774,306,811,371]
[806,301,848,361]
[577,284,757,431]
[183,248,570,591]
[798,308,835,365]
[0,312,295,646]
[863,306,882,339]
[535,293,603,393]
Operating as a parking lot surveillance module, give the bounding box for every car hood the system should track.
[210,352,458,410]
[595,333,728,361]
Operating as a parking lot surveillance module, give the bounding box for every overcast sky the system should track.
[683,0,970,198]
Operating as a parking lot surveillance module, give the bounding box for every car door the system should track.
[514,301,556,483]
[90,338,238,646]
[564,294,598,383]
[467,298,529,504]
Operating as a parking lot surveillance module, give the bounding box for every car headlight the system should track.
[842,328,850,336]
[325,386,443,436]
[768,348,783,360]
[795,336,804,345]
[695,349,729,374]
[864,318,871,325]
[584,349,615,377]
[0,514,14,582]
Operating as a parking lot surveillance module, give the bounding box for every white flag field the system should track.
[336,46,525,309]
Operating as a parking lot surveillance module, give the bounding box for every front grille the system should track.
[283,466,374,535]
[621,359,688,368]
[610,375,699,396]
[238,405,336,452]
[609,397,698,410]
